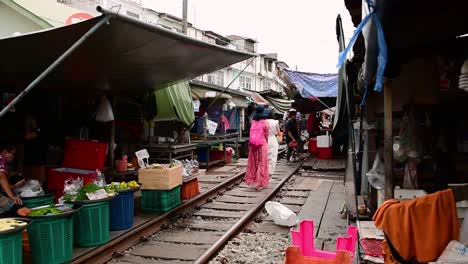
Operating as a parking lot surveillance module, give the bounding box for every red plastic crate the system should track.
[318,147,333,159]
[181,177,200,200]
[309,138,318,154]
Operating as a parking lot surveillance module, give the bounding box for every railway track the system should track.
[73,155,306,264]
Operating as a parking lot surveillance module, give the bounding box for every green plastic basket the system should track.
[28,216,73,264]
[0,231,22,264]
[73,201,109,247]
[141,186,181,213]
[22,193,55,209]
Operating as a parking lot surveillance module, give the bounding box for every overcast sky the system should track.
[142,0,355,74]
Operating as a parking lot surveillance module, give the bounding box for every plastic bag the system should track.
[265,201,298,227]
[95,96,115,122]
[16,180,44,198]
[95,169,105,188]
[59,177,83,203]
[366,153,384,190]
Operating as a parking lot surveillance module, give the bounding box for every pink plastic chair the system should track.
[290,220,358,259]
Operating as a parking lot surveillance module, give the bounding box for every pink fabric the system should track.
[245,120,269,189]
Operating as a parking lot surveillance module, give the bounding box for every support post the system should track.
[0,16,109,119]
[384,80,393,200]
[109,96,116,169]
[182,0,188,34]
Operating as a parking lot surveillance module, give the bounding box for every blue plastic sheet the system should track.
[283,69,338,99]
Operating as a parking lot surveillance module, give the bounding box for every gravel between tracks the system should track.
[209,232,290,264]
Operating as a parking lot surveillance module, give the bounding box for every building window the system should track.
[208,71,224,86]
[126,10,140,19]
[265,81,272,90]
[239,76,252,90]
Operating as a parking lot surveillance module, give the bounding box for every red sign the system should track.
[65,13,94,25]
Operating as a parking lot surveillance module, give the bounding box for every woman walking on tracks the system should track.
[245,105,270,191]
[267,111,280,175]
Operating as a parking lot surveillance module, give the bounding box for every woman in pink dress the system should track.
[245,105,270,190]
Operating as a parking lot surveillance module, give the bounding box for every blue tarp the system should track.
[283,69,338,98]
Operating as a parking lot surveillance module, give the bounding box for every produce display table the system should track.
[225,137,249,158]
[139,143,196,163]
[193,140,230,170]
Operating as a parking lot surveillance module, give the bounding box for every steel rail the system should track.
[193,160,306,264]
[71,170,246,264]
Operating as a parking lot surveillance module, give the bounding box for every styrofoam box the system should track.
[317,135,331,148]
[394,186,427,200]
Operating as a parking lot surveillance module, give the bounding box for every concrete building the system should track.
[0,0,52,38]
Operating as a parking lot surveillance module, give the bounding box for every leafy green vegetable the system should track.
[29,206,63,216]
[76,183,102,201]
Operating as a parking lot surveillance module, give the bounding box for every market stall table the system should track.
[225,137,249,158]
[194,139,234,170]
[139,143,196,163]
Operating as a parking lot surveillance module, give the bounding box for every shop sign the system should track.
[66,13,94,25]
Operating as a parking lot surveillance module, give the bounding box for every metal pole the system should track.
[384,80,393,200]
[0,16,109,119]
[182,0,188,34]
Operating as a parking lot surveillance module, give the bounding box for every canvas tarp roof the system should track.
[0,10,253,96]
[282,69,338,99]
[153,81,195,126]
[266,96,293,115]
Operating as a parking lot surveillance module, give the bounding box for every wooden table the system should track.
[139,143,197,163]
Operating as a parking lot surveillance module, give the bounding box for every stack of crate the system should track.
[138,165,183,213]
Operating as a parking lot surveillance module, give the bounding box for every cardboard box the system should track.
[139,164,183,190]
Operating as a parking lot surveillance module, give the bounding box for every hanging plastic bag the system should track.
[403,160,419,189]
[95,96,114,122]
[95,169,106,188]
[59,177,83,203]
[265,201,298,227]
[366,153,384,190]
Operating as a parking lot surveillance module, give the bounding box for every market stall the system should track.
[0,6,254,263]
[190,80,249,164]
[338,0,468,263]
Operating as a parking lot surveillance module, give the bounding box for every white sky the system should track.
[142,0,355,74]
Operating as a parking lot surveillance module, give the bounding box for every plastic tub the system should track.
[27,205,80,264]
[0,218,31,264]
[109,188,138,231]
[72,197,114,247]
[22,192,55,209]
[141,186,181,213]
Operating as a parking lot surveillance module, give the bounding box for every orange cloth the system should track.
[373,189,459,263]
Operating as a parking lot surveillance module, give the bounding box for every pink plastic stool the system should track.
[290,220,358,259]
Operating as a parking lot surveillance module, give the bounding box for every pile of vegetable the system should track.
[106,181,139,191]
[0,219,27,232]
[29,206,63,217]
[64,183,115,202]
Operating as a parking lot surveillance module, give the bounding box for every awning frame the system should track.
[0,15,109,119]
